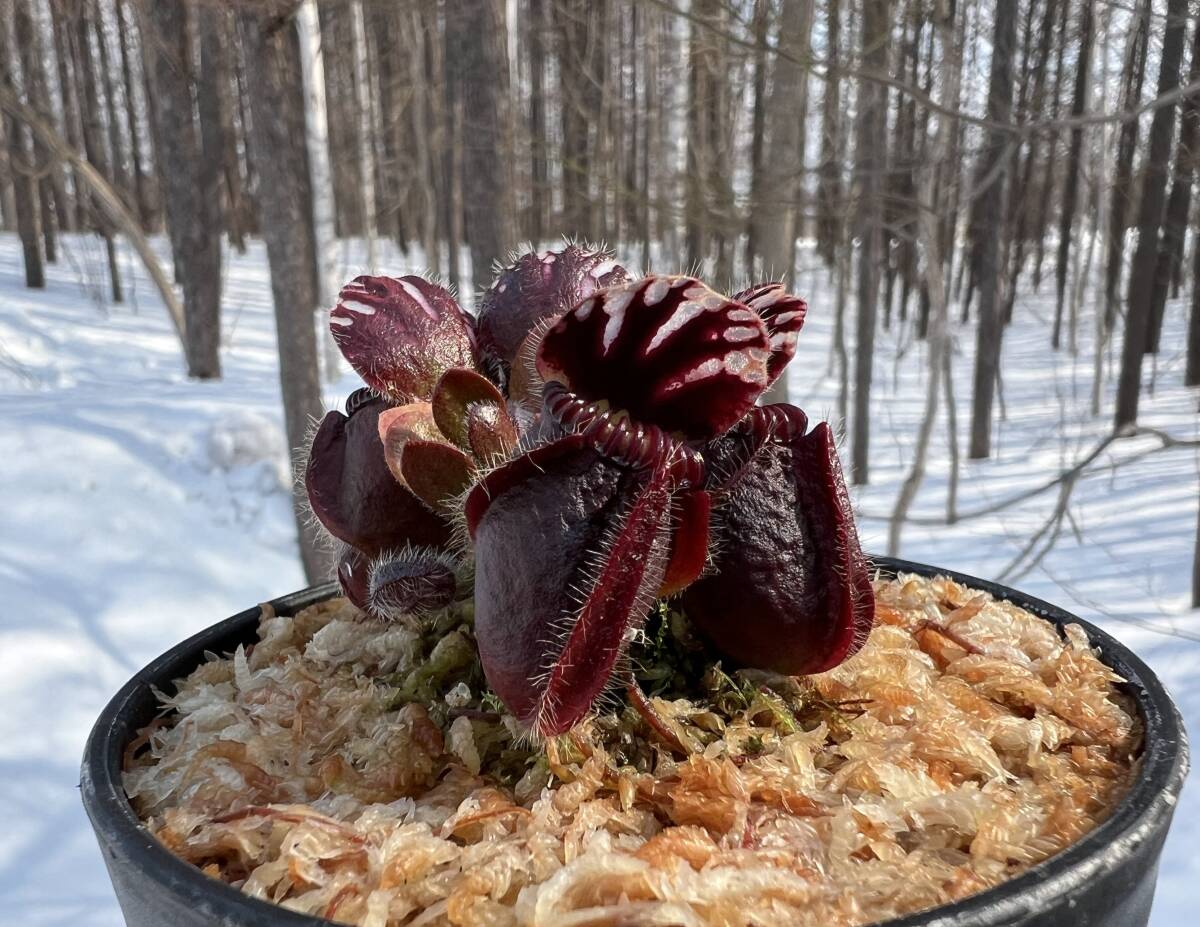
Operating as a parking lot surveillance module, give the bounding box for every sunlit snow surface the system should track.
[0,233,1196,925]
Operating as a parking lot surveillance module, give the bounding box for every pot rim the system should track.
[81,557,1189,927]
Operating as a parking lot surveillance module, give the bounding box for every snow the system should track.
[0,232,1197,925]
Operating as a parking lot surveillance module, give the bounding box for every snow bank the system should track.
[0,233,1196,925]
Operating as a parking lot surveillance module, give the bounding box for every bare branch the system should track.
[0,84,187,343]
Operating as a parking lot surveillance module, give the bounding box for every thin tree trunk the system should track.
[16,0,62,264]
[889,1,958,556]
[0,119,16,231]
[744,0,770,273]
[148,0,222,379]
[944,343,960,524]
[556,3,592,239]
[1189,207,1200,386]
[0,3,43,288]
[1053,0,1093,350]
[94,0,129,203]
[1194,487,1200,609]
[50,0,85,232]
[834,232,850,433]
[74,0,122,302]
[349,0,378,269]
[116,0,150,228]
[1115,0,1187,430]
[969,0,1018,460]
[408,8,439,267]
[1148,17,1200,355]
[527,0,548,244]
[1103,0,1151,336]
[684,0,713,271]
[446,0,513,293]
[755,0,808,406]
[237,3,331,585]
[851,0,891,485]
[1029,0,1069,292]
[816,0,842,269]
[752,0,812,286]
[296,0,340,383]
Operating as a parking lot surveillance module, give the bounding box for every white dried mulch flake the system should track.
[126,576,1138,927]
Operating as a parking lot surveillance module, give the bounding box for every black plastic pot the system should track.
[82,557,1188,927]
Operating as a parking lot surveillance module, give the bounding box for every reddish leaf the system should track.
[330,275,476,403]
[466,402,519,461]
[658,489,711,596]
[431,367,506,450]
[377,402,439,485]
[477,245,628,379]
[732,283,807,384]
[537,275,771,439]
[399,439,475,513]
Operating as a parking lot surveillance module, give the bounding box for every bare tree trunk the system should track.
[15,0,61,264]
[851,0,891,485]
[1189,207,1200,386]
[116,0,150,228]
[296,0,340,383]
[50,0,85,232]
[1103,0,1150,336]
[94,0,129,203]
[751,0,812,285]
[196,6,230,244]
[0,120,16,231]
[408,8,439,267]
[889,1,958,556]
[74,0,123,302]
[684,0,713,271]
[0,1,43,288]
[816,0,843,270]
[640,5,658,270]
[758,0,803,419]
[350,0,378,269]
[1194,487,1200,609]
[968,0,1018,460]
[446,0,513,293]
[1115,0,1187,430]
[527,0,548,244]
[1003,0,1059,325]
[1148,16,1200,355]
[147,0,222,380]
[1029,0,1069,293]
[834,233,850,431]
[237,3,331,585]
[744,0,769,273]
[944,343,960,524]
[1052,0,1093,350]
[556,3,595,239]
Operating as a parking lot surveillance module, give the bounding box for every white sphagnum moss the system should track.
[126,574,1136,927]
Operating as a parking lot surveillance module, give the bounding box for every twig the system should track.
[0,85,187,342]
[625,677,689,756]
[863,427,1200,525]
[639,0,1200,137]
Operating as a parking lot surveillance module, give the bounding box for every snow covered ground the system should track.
[0,232,1196,925]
